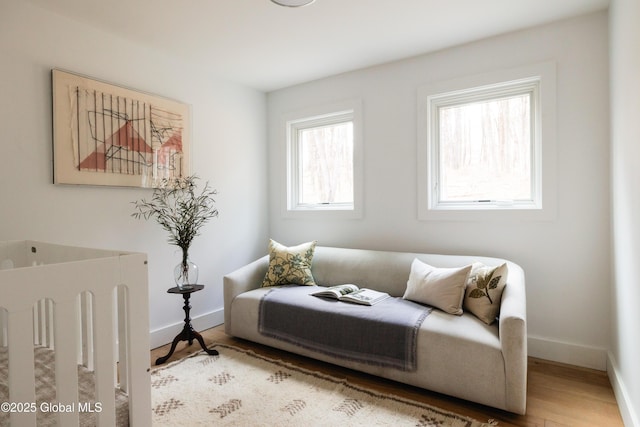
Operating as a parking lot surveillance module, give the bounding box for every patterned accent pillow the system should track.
[463,262,508,325]
[403,259,472,315]
[261,239,317,287]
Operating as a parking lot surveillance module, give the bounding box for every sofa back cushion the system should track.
[310,246,508,298]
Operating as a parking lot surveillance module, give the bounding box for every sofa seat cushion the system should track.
[414,310,505,405]
[230,287,501,348]
[228,286,506,408]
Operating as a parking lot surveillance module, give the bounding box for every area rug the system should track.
[151,343,496,426]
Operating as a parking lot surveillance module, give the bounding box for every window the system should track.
[285,100,362,217]
[292,113,353,207]
[432,79,539,208]
[417,62,556,221]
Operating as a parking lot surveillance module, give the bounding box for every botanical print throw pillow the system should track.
[463,262,508,325]
[261,239,317,287]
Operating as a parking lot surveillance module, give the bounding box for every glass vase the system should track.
[174,258,198,290]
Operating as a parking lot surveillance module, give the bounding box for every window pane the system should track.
[299,122,353,205]
[439,94,532,202]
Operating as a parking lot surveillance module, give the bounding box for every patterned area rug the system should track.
[151,343,496,426]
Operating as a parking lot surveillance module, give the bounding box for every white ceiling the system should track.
[27,0,609,92]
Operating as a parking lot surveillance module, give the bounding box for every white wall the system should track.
[268,12,611,369]
[0,0,269,347]
[609,0,640,425]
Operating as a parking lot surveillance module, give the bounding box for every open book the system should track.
[311,284,390,306]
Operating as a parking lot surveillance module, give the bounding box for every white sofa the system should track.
[223,246,527,414]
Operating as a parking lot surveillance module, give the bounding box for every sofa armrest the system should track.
[498,261,528,414]
[223,255,268,335]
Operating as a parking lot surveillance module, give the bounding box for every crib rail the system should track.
[0,241,151,426]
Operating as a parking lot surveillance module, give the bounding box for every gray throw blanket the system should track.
[258,285,432,371]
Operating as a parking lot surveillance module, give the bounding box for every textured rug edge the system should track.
[151,342,498,427]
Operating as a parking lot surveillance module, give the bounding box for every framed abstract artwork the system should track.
[52,69,190,188]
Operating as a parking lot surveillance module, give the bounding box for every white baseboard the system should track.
[150,308,224,350]
[607,352,640,427]
[528,336,607,370]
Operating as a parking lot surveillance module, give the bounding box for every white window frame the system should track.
[283,99,363,219]
[430,78,540,210]
[417,62,557,221]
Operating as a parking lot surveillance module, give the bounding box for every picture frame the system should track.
[52,69,190,188]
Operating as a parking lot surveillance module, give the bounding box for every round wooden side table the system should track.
[155,284,219,365]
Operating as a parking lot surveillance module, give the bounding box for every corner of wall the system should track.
[607,351,640,427]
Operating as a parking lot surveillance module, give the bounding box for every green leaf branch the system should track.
[468,271,502,304]
[131,175,218,266]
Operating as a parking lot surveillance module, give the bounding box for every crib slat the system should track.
[39,300,46,347]
[1,309,7,347]
[120,254,151,426]
[46,299,54,349]
[8,308,37,426]
[32,302,40,346]
[54,298,80,426]
[92,290,116,427]
[75,293,82,365]
[117,285,129,393]
[80,292,94,370]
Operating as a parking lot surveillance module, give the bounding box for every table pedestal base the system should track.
[155,285,218,365]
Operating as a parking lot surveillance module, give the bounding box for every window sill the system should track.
[283,207,362,220]
[418,206,555,222]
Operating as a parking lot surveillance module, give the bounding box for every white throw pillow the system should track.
[403,259,472,315]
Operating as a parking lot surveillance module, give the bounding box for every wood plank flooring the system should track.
[150,325,624,426]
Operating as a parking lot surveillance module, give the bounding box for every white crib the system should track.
[0,240,151,426]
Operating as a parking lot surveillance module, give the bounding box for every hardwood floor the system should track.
[150,325,624,426]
